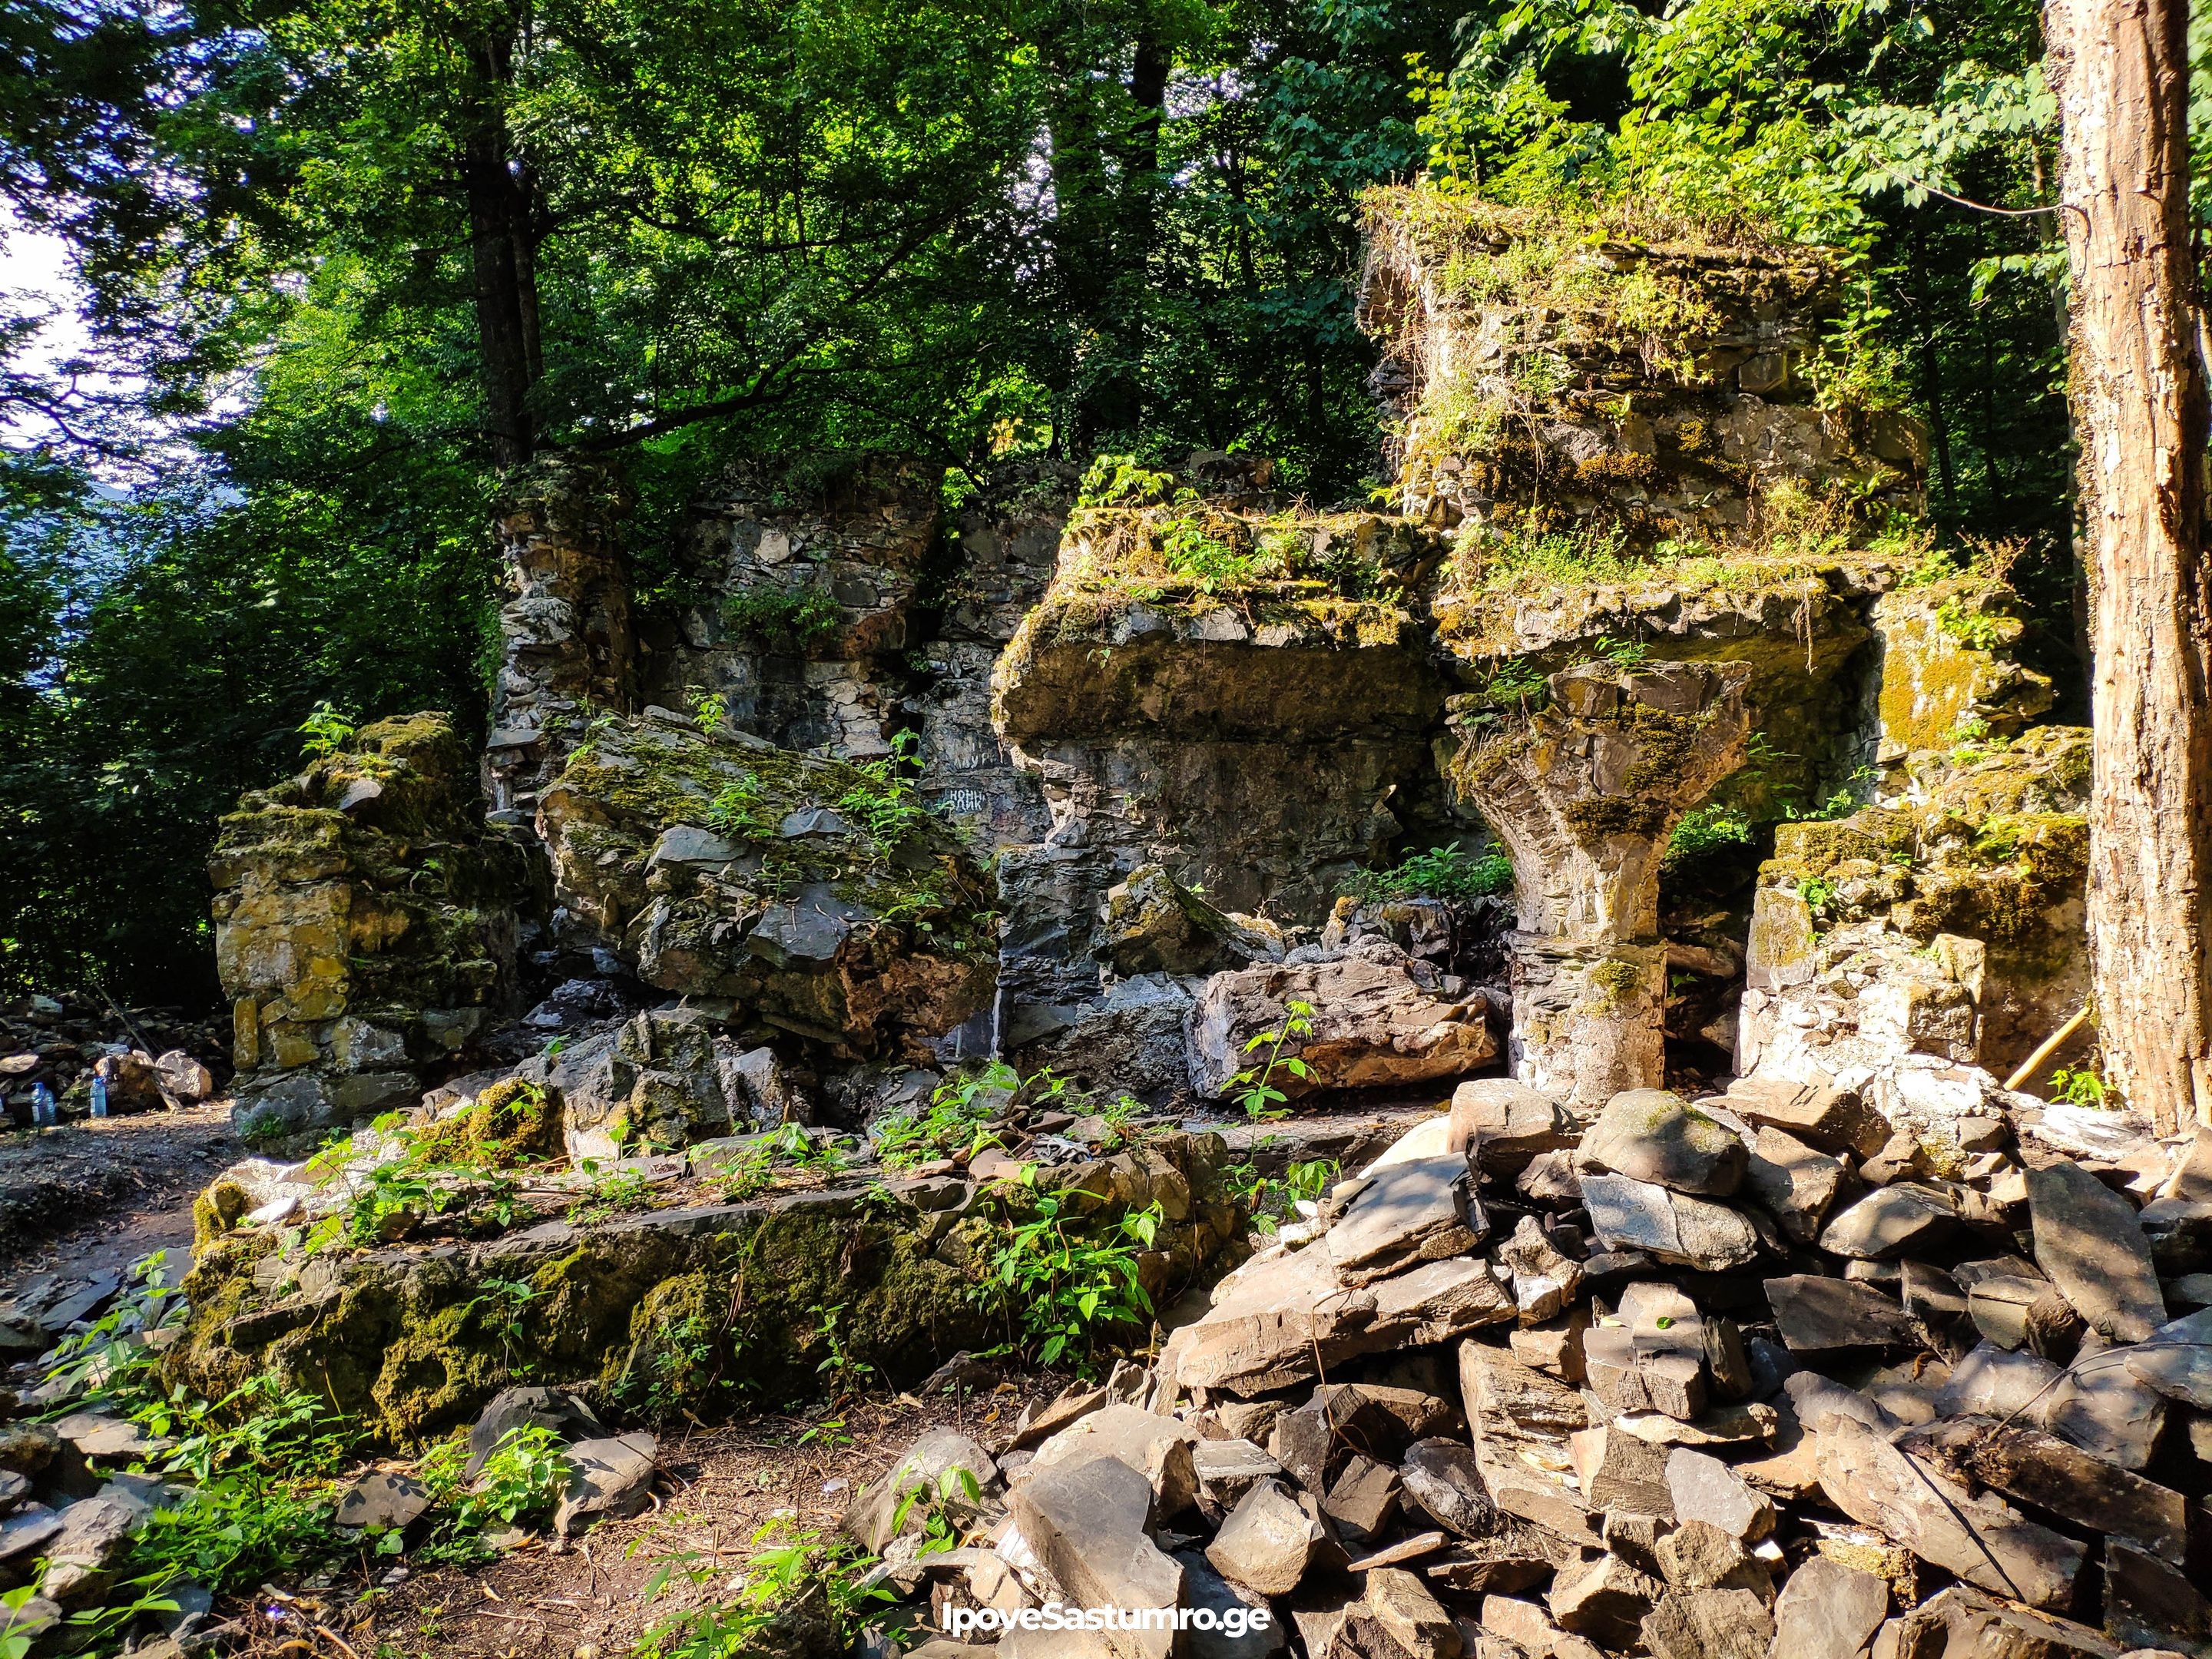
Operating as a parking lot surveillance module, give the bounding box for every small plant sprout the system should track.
[687,686,730,731]
[890,1465,983,1555]
[1230,998,1316,1118]
[2048,1065,2108,1108]
[296,700,356,758]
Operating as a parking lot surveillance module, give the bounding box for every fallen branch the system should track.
[2005,1005,2091,1091]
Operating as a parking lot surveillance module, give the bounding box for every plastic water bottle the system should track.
[89,1076,108,1118]
[29,1082,55,1128]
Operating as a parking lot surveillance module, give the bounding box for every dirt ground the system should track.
[0,1101,237,1273]
[264,1385,1058,1659]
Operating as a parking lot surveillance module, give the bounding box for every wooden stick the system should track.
[2005,1005,2091,1091]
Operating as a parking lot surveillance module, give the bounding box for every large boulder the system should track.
[1186,937,1496,1100]
[1097,864,1282,978]
[536,709,996,1061]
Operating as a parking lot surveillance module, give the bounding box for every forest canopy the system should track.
[1,0,2081,1003]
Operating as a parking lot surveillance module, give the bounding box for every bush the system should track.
[723,584,843,647]
[1343,844,1514,903]
[1664,803,1755,867]
[975,1167,1162,1372]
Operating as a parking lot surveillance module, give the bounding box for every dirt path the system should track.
[272,1383,1058,1659]
[0,1102,237,1290]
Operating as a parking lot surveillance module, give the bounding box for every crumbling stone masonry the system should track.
[1451,661,1752,1104]
[485,458,638,811]
[211,713,535,1140]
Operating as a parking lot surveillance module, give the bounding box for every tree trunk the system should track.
[462,35,539,469]
[2048,0,2212,1130]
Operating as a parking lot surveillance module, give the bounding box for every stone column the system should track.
[1452,661,1751,1104]
[484,456,637,813]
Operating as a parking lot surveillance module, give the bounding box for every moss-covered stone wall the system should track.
[210,713,535,1141]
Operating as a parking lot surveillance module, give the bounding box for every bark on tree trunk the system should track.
[2048,0,2212,1130]
[463,35,540,469]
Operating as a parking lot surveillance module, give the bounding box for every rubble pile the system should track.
[839,1075,2212,1657]
[0,994,224,1124]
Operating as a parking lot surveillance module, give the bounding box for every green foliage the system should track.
[1232,998,1317,1119]
[296,700,356,758]
[1159,513,1260,594]
[978,1171,1162,1371]
[297,1111,532,1252]
[1664,803,1756,867]
[2048,1065,2108,1108]
[1343,844,1515,903]
[891,1465,982,1554]
[810,1303,878,1394]
[566,1162,661,1225]
[31,1250,592,1637]
[722,587,843,650]
[1078,456,1178,508]
[687,687,730,733]
[415,1426,569,1566]
[1469,657,1550,711]
[615,1311,727,1422]
[871,1060,1061,1169]
[705,772,778,841]
[1233,1154,1339,1234]
[835,730,932,853]
[634,1521,898,1657]
[1936,596,2006,650]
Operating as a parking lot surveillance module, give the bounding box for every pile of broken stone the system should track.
[838,1075,2212,1658]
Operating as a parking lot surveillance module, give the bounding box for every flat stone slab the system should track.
[553,1433,658,1538]
[1028,1405,1198,1520]
[1815,1416,2085,1611]
[1817,1184,1955,1260]
[1721,1077,1892,1158]
[1770,1557,1889,1659]
[334,1470,431,1532]
[1206,1477,1329,1599]
[1580,1174,1763,1271]
[1741,1126,1844,1243]
[1765,1276,1917,1352]
[1902,1416,2187,1565]
[1577,1090,1746,1197]
[1324,1155,1486,1284]
[2028,1163,2166,1344]
[1014,1455,1184,1659]
[1399,1439,1495,1539]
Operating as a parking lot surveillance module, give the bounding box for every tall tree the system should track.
[2046,0,2212,1129]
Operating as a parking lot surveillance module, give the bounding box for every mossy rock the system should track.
[412,1078,563,1169]
[166,1133,1246,1445]
[537,712,996,1061]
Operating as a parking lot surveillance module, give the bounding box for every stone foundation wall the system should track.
[485,459,637,812]
[1358,189,1924,542]
[174,1128,1245,1441]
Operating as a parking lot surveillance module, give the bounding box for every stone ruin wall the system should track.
[211,195,2090,1137]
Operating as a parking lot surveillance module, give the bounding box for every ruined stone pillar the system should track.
[484,457,637,813]
[1452,661,1751,1104]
